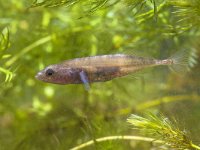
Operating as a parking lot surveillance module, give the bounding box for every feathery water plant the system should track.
[0,27,9,52]
[168,0,200,30]
[0,27,13,82]
[30,0,200,34]
[70,135,163,150]
[1,0,200,150]
[127,114,200,150]
[70,114,200,150]
[31,0,157,8]
[31,0,162,16]
[31,0,82,8]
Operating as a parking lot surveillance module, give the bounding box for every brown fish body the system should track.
[61,54,158,82]
[35,54,172,84]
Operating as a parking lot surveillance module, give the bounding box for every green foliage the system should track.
[0,27,13,82]
[127,114,200,150]
[0,0,200,150]
[0,27,9,52]
[168,0,200,30]
[70,114,200,150]
[31,0,82,7]
[31,0,119,14]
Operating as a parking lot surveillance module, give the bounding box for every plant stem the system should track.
[0,67,13,82]
[70,135,163,150]
[191,143,200,150]
[136,94,200,111]
[6,35,51,67]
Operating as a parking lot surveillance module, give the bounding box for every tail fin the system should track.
[168,49,198,73]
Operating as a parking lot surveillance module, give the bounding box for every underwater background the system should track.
[0,0,200,149]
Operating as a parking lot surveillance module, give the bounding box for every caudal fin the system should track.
[168,49,198,73]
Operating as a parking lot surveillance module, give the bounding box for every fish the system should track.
[35,51,189,90]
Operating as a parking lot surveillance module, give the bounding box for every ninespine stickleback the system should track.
[35,51,189,89]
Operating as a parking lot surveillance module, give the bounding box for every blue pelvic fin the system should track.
[79,71,90,91]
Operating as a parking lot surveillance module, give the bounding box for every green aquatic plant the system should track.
[30,0,200,30]
[31,0,156,8]
[167,0,200,32]
[1,0,200,150]
[0,27,9,52]
[136,94,200,111]
[5,35,52,67]
[0,27,13,82]
[70,135,163,150]
[70,114,200,150]
[115,94,200,116]
[31,0,119,14]
[31,0,82,7]
[127,114,200,150]
[31,0,162,17]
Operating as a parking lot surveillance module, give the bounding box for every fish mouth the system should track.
[35,72,43,80]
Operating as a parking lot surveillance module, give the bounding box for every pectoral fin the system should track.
[79,71,90,91]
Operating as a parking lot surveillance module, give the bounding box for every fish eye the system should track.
[46,69,54,76]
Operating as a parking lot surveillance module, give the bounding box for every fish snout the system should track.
[35,71,43,80]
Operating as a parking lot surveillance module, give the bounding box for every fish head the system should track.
[35,64,81,84]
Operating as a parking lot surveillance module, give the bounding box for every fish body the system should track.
[35,54,174,85]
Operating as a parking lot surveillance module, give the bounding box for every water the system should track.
[0,0,200,149]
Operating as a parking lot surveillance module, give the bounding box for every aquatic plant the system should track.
[168,0,200,28]
[0,0,200,150]
[70,114,200,150]
[0,27,13,82]
[127,114,200,150]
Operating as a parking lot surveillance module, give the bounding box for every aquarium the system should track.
[0,0,200,149]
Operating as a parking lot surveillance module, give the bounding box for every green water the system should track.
[0,0,200,149]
